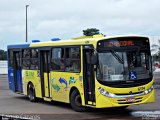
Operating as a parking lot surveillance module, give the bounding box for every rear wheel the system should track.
[70,90,88,112]
[28,83,36,102]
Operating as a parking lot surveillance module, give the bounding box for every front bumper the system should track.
[96,88,155,108]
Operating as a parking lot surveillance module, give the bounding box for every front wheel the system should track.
[118,106,128,109]
[70,90,88,112]
[28,83,36,102]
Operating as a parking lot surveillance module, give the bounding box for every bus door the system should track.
[83,46,96,105]
[13,51,23,93]
[40,50,51,98]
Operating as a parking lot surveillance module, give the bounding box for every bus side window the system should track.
[31,49,38,58]
[22,49,30,70]
[9,50,14,68]
[71,47,80,59]
[51,48,65,71]
[23,49,30,58]
[15,52,21,69]
[65,47,80,72]
[22,59,30,69]
[30,49,39,70]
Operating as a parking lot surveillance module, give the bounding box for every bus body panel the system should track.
[44,72,50,97]
[50,72,84,103]
[16,69,23,93]
[8,68,23,93]
[95,79,155,108]
[8,68,15,92]
[95,89,154,108]
[22,70,42,98]
[95,79,154,94]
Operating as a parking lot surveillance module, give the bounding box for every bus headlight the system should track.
[144,86,153,95]
[98,87,115,98]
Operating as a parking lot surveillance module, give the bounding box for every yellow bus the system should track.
[7,35,155,111]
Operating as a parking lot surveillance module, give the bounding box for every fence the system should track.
[0,61,8,74]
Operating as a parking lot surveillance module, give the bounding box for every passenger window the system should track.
[51,48,65,71]
[31,49,38,58]
[22,59,30,69]
[52,48,64,59]
[23,49,30,58]
[9,50,14,67]
[65,59,80,72]
[30,49,39,70]
[71,48,80,59]
[65,47,80,72]
[15,52,21,69]
[50,47,80,72]
[22,49,30,70]
[30,59,39,70]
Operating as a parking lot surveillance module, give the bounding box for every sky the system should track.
[0,0,160,50]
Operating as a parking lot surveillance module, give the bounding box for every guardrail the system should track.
[0,61,7,74]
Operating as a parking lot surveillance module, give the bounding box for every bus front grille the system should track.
[117,97,142,104]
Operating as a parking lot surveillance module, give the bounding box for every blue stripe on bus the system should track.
[8,68,23,93]
[8,68,16,92]
[16,70,23,92]
[7,44,30,49]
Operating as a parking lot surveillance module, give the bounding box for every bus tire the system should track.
[27,83,36,102]
[118,106,128,109]
[70,90,88,112]
[113,106,128,110]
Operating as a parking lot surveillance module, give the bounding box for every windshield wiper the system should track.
[110,50,124,64]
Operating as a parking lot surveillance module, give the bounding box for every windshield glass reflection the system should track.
[97,50,151,81]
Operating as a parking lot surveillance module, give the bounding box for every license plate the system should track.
[126,97,135,102]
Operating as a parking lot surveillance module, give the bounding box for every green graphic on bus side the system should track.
[25,71,35,79]
[69,77,76,85]
[51,78,60,92]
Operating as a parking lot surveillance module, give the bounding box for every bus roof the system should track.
[30,35,148,48]
[7,44,30,49]
[30,38,99,48]
[7,35,148,49]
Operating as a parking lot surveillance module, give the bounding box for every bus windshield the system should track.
[96,37,152,83]
[97,50,152,82]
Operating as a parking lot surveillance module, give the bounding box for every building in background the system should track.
[149,36,160,69]
[149,36,160,54]
[0,61,8,74]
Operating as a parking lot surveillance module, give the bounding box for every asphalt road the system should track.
[0,74,160,120]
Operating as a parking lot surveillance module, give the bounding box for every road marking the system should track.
[131,111,160,119]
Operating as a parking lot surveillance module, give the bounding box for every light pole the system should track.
[26,5,29,43]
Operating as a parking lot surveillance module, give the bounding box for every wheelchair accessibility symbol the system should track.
[129,71,137,80]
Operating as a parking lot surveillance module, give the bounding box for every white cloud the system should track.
[0,0,160,50]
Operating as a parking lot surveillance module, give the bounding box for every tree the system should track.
[83,28,100,36]
[0,49,7,60]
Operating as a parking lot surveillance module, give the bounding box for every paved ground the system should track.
[0,74,160,120]
[154,72,160,88]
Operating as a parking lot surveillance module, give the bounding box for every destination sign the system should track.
[105,40,135,47]
[97,37,149,50]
